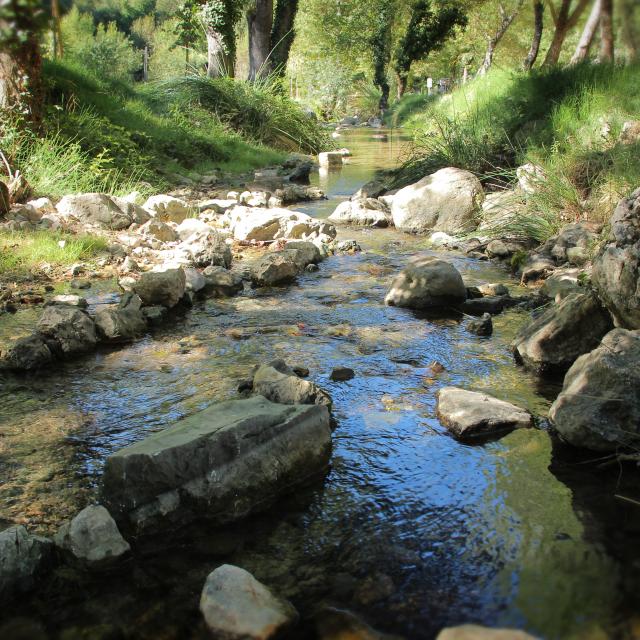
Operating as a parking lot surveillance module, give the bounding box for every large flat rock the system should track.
[101,396,331,532]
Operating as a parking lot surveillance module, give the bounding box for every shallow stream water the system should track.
[1,129,639,640]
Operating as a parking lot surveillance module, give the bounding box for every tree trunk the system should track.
[478,0,525,76]
[247,0,274,81]
[599,0,614,62]
[51,0,64,59]
[543,0,591,65]
[569,0,601,64]
[396,73,407,99]
[270,0,298,77]
[206,27,233,78]
[523,0,544,70]
[0,23,43,127]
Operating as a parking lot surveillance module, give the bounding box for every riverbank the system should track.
[1,128,639,640]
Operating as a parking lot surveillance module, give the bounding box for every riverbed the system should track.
[1,128,639,640]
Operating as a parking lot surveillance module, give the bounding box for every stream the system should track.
[1,128,639,640]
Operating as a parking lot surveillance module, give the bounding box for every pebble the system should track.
[330,366,355,382]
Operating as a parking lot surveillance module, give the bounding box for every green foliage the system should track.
[394,0,468,87]
[0,229,108,278]
[160,75,331,153]
[61,8,141,81]
[199,0,244,57]
[370,1,394,110]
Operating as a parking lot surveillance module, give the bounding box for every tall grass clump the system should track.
[392,63,640,238]
[159,75,331,154]
[0,229,108,278]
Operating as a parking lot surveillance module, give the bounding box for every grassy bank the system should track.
[1,61,331,200]
[0,229,108,280]
[392,63,640,239]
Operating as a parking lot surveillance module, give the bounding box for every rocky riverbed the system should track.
[1,128,639,640]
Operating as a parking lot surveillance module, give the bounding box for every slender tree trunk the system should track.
[247,0,274,81]
[396,73,407,99]
[0,22,43,127]
[599,0,614,61]
[478,0,525,76]
[270,0,298,77]
[543,0,591,65]
[569,0,601,64]
[619,0,638,60]
[206,28,233,78]
[51,0,64,58]
[523,0,544,70]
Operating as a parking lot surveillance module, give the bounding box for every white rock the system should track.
[143,195,191,224]
[318,151,344,167]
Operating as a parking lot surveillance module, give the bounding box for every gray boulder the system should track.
[54,505,130,568]
[203,266,244,297]
[384,256,467,309]
[279,240,322,269]
[95,306,146,344]
[133,268,186,308]
[512,292,612,375]
[542,221,601,264]
[0,334,53,371]
[229,207,336,242]
[549,328,640,451]
[183,267,206,293]
[251,253,299,286]
[141,218,179,243]
[37,305,97,356]
[468,313,493,336]
[101,396,332,532]
[391,167,483,234]
[329,199,392,228]
[436,387,533,440]
[56,193,134,230]
[252,363,332,410]
[541,268,584,301]
[178,228,231,269]
[200,564,298,640]
[111,196,151,225]
[143,195,191,223]
[592,188,640,329]
[0,526,53,603]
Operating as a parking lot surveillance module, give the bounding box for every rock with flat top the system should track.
[437,625,539,640]
[143,195,191,223]
[133,268,186,308]
[101,396,332,532]
[200,564,298,640]
[203,266,244,297]
[95,306,146,343]
[436,387,533,440]
[37,305,97,356]
[252,363,332,410]
[56,193,135,230]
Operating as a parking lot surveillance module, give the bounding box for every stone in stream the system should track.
[95,305,147,344]
[592,188,640,329]
[55,193,136,230]
[100,396,332,532]
[318,151,344,167]
[252,363,333,410]
[140,218,179,243]
[133,267,186,308]
[390,167,484,234]
[328,198,393,228]
[251,252,299,287]
[203,266,244,297]
[46,294,88,309]
[384,256,467,310]
[437,625,539,640]
[200,564,298,640]
[54,505,130,569]
[0,334,54,371]
[330,366,355,381]
[457,295,511,316]
[467,313,493,336]
[36,305,97,357]
[276,240,322,269]
[477,283,509,297]
[0,526,53,603]
[512,292,612,375]
[436,387,533,440]
[143,194,191,223]
[178,228,231,269]
[549,328,640,451]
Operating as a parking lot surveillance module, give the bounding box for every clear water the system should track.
[1,129,639,640]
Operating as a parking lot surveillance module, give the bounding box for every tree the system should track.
[270,0,299,76]
[569,0,600,64]
[523,0,544,69]
[393,0,467,98]
[598,0,613,61]
[542,0,591,66]
[200,0,243,77]
[477,0,524,75]
[0,0,49,126]
[370,1,393,111]
[247,0,273,80]
[172,0,200,70]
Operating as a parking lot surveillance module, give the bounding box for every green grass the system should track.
[0,229,108,278]
[391,63,640,238]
